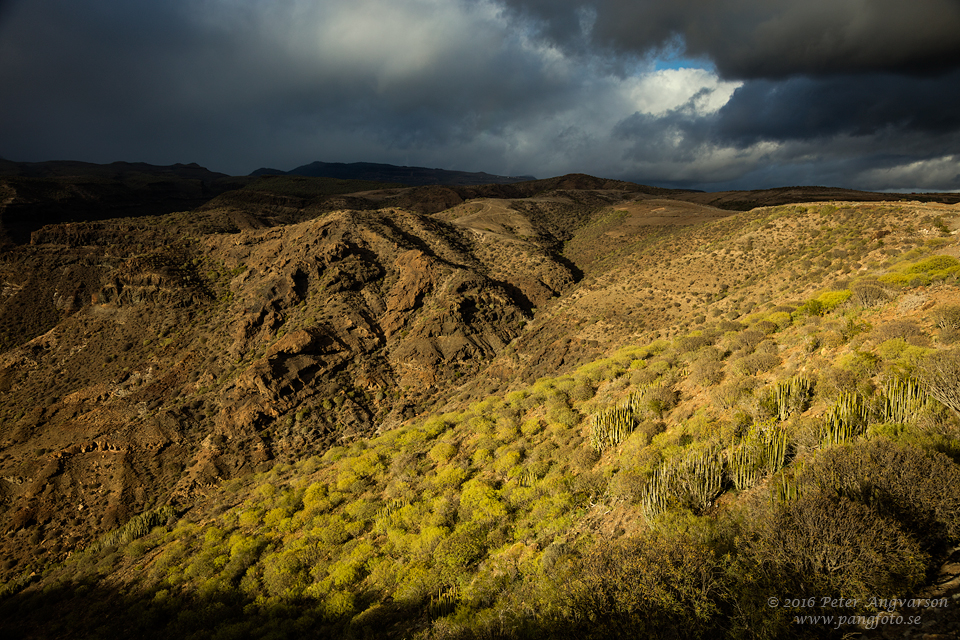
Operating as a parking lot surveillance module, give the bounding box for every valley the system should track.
[1,164,959,639]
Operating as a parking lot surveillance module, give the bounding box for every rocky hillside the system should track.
[1,169,960,639]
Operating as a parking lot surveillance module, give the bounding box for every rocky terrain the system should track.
[1,163,960,639]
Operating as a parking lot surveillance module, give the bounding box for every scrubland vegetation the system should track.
[3,201,960,639]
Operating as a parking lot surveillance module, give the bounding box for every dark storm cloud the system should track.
[716,71,960,144]
[499,0,960,190]
[0,0,958,191]
[613,72,960,190]
[0,0,582,174]
[499,0,960,79]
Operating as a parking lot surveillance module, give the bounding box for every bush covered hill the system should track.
[1,169,960,638]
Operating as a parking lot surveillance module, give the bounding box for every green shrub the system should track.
[906,254,960,275]
[562,531,722,639]
[433,521,489,585]
[625,383,678,419]
[851,281,890,306]
[933,305,960,331]
[817,290,852,311]
[754,492,927,602]
[689,360,724,388]
[428,441,458,465]
[731,351,779,376]
[800,439,960,550]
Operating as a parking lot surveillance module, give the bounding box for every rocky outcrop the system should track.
[0,187,579,578]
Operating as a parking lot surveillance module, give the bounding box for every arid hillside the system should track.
[2,167,960,639]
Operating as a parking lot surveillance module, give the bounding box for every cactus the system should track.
[760,376,813,421]
[641,446,725,518]
[772,469,803,504]
[879,377,927,424]
[86,505,177,554]
[726,421,789,490]
[624,386,650,416]
[675,446,725,512]
[820,392,870,446]
[589,406,635,453]
[374,498,409,532]
[640,464,673,520]
[429,586,459,617]
[516,468,537,487]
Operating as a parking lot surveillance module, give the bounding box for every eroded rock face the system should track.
[0,204,577,576]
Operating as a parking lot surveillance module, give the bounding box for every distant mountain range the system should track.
[0,159,232,181]
[250,160,536,186]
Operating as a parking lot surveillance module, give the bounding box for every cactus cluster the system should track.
[429,586,458,617]
[640,464,673,519]
[676,447,725,512]
[879,377,927,424]
[765,376,813,421]
[640,446,725,518]
[373,498,409,533]
[772,469,803,503]
[589,406,635,453]
[727,422,789,491]
[87,505,176,554]
[820,392,870,446]
[624,386,650,416]
[515,468,538,487]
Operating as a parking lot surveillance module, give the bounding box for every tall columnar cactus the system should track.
[772,469,803,504]
[879,377,927,424]
[87,505,177,554]
[820,392,870,446]
[429,586,458,617]
[625,385,651,416]
[640,464,673,520]
[589,407,635,453]
[641,446,725,518]
[726,422,789,490]
[676,446,725,512]
[773,376,813,420]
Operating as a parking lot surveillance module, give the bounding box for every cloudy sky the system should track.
[1,0,959,191]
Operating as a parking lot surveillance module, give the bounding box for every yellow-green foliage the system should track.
[459,480,507,523]
[817,289,852,311]
[431,465,468,491]
[880,254,960,287]
[766,311,793,330]
[31,265,960,640]
[428,441,458,464]
[471,448,493,466]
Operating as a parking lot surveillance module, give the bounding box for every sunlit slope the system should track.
[480,200,960,391]
[4,201,960,639]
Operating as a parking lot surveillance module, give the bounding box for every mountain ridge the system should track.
[251,160,536,186]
